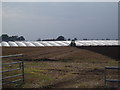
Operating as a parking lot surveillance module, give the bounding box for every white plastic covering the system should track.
[105,40,118,46]
[109,40,118,45]
[76,40,119,46]
[47,41,62,46]
[40,41,53,46]
[76,41,92,46]
[54,41,69,46]
[31,42,44,47]
[0,40,119,47]
[1,42,10,46]
[61,41,71,46]
[8,41,18,47]
[23,42,36,47]
[92,40,106,46]
[15,42,26,47]
[75,41,84,46]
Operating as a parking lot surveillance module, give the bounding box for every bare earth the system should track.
[2,47,119,88]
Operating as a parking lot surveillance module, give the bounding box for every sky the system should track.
[2,2,118,40]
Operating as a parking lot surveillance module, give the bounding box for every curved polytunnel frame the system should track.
[40,41,53,46]
[0,40,119,47]
[1,42,10,46]
[54,41,69,46]
[23,42,36,47]
[15,42,27,47]
[31,42,44,47]
[47,41,62,46]
[8,42,18,47]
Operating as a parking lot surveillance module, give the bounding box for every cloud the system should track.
[2,2,118,40]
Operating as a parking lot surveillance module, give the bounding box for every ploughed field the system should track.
[2,47,119,88]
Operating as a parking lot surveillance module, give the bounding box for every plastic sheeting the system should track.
[75,40,119,46]
[1,42,10,46]
[31,42,44,47]
[15,42,26,47]
[8,42,18,47]
[23,42,36,47]
[0,40,119,47]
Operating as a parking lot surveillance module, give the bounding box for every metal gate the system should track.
[105,66,120,88]
[0,54,24,87]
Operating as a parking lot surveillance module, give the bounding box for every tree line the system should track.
[37,36,77,41]
[1,34,116,42]
[0,34,77,42]
[0,34,25,42]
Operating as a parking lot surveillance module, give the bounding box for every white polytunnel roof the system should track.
[8,41,18,47]
[15,42,26,47]
[40,41,53,46]
[76,40,119,46]
[47,41,62,46]
[1,42,10,46]
[76,41,93,46]
[0,40,119,47]
[31,42,44,47]
[61,41,71,46]
[54,41,69,46]
[23,42,36,47]
[75,41,85,46]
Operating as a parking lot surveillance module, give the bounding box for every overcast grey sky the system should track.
[2,2,118,40]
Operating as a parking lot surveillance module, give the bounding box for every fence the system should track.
[105,66,120,88]
[0,54,24,86]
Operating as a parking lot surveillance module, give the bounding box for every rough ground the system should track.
[2,47,119,88]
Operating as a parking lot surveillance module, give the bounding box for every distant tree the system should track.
[83,38,87,40]
[17,36,25,41]
[37,38,41,41]
[106,38,110,40]
[10,36,18,41]
[56,36,66,41]
[42,39,55,41]
[1,34,9,41]
[73,38,77,41]
[68,38,71,41]
[1,34,25,41]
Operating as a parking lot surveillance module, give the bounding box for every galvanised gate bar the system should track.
[0,54,24,86]
[105,66,120,88]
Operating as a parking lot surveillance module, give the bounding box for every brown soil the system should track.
[2,47,119,88]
